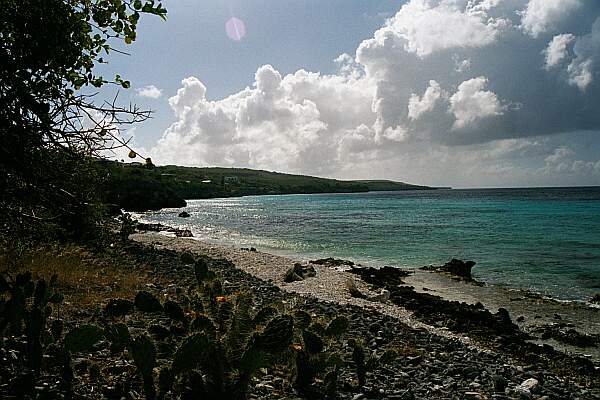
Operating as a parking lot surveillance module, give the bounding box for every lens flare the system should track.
[225,17,246,41]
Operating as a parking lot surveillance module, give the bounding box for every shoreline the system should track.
[133,210,600,306]
[131,232,600,364]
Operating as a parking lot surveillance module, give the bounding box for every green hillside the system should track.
[98,161,438,211]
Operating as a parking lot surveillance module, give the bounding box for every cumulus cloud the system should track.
[449,77,504,128]
[544,34,576,69]
[136,85,163,99]
[521,0,582,38]
[408,80,444,120]
[149,0,600,187]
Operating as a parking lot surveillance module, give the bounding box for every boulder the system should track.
[440,258,476,279]
[369,289,390,303]
[590,293,600,304]
[178,211,191,218]
[283,263,317,282]
[345,279,365,298]
[174,229,193,237]
[309,257,354,268]
[515,378,539,398]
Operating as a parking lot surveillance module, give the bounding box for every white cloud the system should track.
[408,80,444,120]
[521,0,582,38]
[148,0,600,187]
[377,0,508,57]
[449,77,504,128]
[544,34,576,69]
[542,146,600,175]
[567,58,593,91]
[136,85,163,99]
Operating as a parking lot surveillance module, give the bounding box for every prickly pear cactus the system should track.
[194,259,209,283]
[131,334,156,377]
[131,335,157,400]
[294,310,312,330]
[135,291,163,313]
[104,298,134,317]
[351,340,367,388]
[302,330,324,354]
[324,316,349,337]
[164,300,186,323]
[171,332,210,375]
[257,315,293,354]
[64,324,104,353]
[104,323,131,353]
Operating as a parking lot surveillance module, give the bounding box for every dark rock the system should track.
[590,293,600,304]
[250,247,257,252]
[440,258,476,279]
[283,263,316,282]
[284,267,303,283]
[346,279,365,298]
[309,257,355,267]
[174,229,193,237]
[134,290,163,312]
[178,211,190,218]
[104,299,134,317]
[137,222,171,232]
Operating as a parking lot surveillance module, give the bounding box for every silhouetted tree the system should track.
[0,0,166,240]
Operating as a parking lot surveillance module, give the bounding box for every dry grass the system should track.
[0,245,151,313]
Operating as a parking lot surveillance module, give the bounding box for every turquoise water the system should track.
[141,187,600,301]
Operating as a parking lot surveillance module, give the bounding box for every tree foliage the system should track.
[0,0,166,240]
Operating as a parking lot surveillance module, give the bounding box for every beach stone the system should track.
[178,211,190,218]
[515,378,539,397]
[346,279,365,298]
[590,293,600,304]
[369,289,390,303]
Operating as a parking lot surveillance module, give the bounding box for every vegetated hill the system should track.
[98,160,438,211]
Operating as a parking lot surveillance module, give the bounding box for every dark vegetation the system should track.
[99,160,436,211]
[0,242,404,399]
[0,0,165,243]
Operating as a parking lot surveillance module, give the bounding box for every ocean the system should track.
[139,186,600,302]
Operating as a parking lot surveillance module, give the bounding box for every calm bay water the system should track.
[141,187,600,301]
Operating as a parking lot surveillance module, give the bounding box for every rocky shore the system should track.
[2,230,598,399]
[131,232,600,399]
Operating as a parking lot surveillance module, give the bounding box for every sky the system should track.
[98,0,600,188]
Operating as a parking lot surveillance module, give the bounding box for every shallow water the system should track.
[140,186,600,301]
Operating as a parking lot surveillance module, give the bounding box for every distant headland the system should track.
[99,160,443,212]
